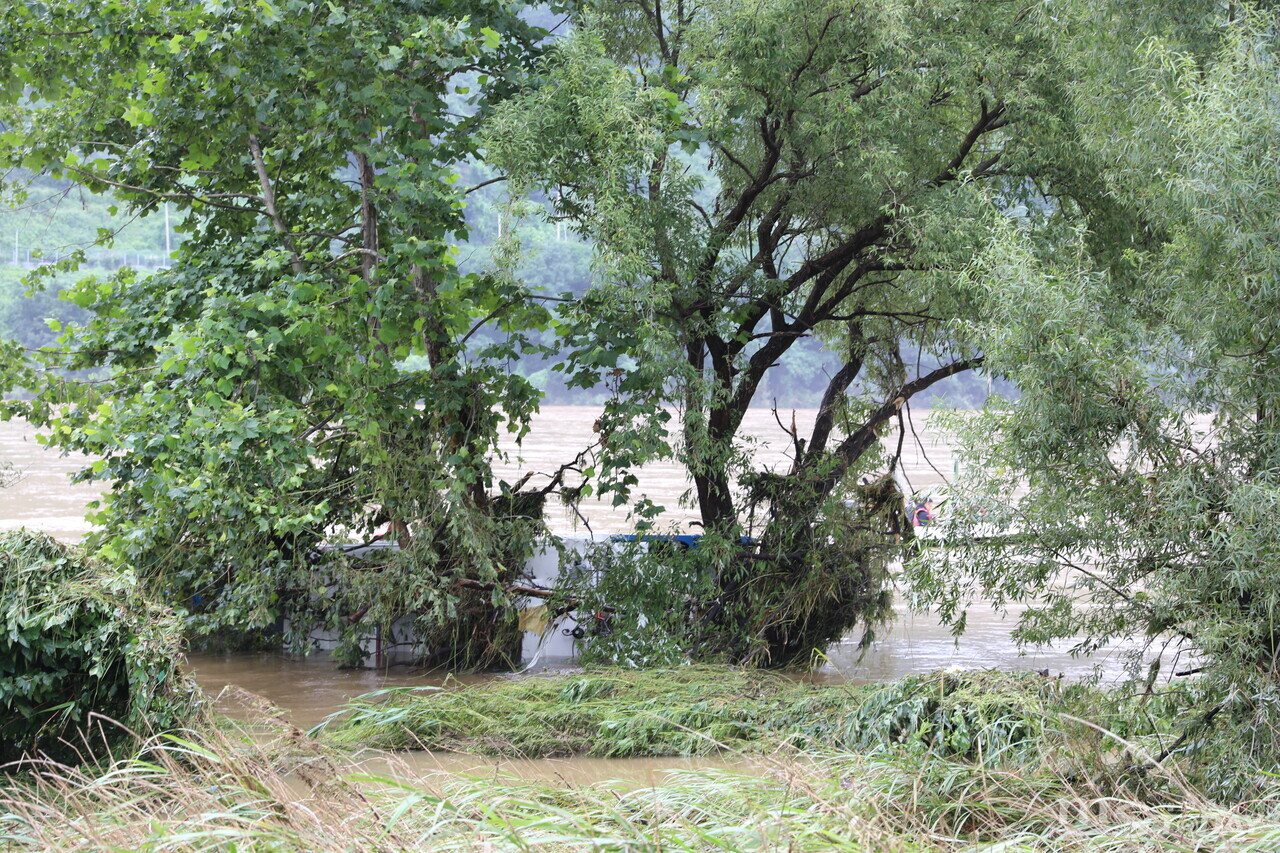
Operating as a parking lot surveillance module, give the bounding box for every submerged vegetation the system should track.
[321,667,856,755]
[319,668,1279,802]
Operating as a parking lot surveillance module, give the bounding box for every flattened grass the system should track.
[6,727,1280,852]
[5,670,1280,851]
[318,668,1081,762]
[318,666,857,756]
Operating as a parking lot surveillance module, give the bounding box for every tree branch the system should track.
[818,356,984,494]
[247,134,304,275]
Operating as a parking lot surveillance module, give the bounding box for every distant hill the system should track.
[1,175,1006,407]
[0,176,176,351]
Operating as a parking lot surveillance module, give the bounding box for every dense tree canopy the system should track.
[485,0,1157,664]
[4,0,1277,682]
[0,0,559,667]
[913,4,1280,693]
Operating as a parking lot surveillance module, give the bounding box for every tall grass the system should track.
[5,673,1280,851]
[317,666,865,756]
[6,726,1280,852]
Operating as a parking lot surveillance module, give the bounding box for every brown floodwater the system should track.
[0,419,104,542]
[2,409,1149,783]
[490,405,957,536]
[189,651,760,785]
[0,405,956,539]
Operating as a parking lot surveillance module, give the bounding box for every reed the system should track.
[319,668,1090,763]
[4,724,1280,852]
[5,670,1280,851]
[316,666,864,756]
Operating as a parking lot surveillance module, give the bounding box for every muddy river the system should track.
[1,405,957,539]
[0,409,1149,782]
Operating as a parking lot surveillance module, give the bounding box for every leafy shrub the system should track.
[0,530,197,765]
[562,539,710,668]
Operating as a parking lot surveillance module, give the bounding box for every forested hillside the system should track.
[0,176,173,349]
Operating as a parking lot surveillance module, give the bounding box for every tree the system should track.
[485,0,1144,665]
[0,0,559,668]
[912,3,1280,693]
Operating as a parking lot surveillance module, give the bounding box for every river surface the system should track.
[1,409,1150,783]
[0,405,958,541]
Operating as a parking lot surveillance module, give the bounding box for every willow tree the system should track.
[486,0,1144,665]
[0,0,557,668]
[914,4,1280,682]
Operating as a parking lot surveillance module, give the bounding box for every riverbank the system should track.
[2,735,1246,852]
[3,667,1278,852]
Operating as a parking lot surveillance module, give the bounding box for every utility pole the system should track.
[554,188,564,241]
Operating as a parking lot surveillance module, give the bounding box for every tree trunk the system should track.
[729,472,908,667]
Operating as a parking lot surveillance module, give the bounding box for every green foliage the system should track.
[0,529,196,765]
[320,667,863,756]
[840,671,1068,763]
[0,266,92,350]
[9,728,1280,853]
[0,0,558,668]
[321,664,1280,809]
[909,4,1280,689]
[484,0,1149,665]
[0,725,928,851]
[4,731,1278,853]
[559,540,716,667]
[0,174,177,348]
[11,670,1280,850]
[324,661,1280,801]
[321,666,1111,767]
